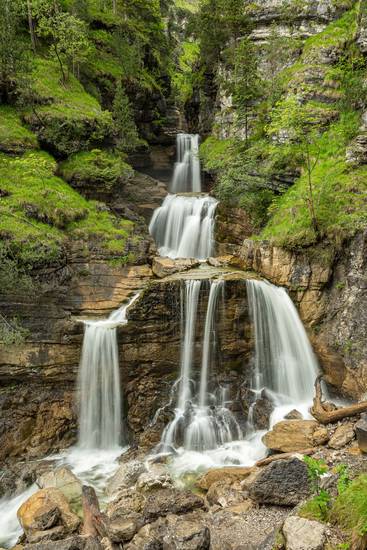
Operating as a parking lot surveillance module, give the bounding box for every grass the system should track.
[24,58,113,155]
[0,151,133,267]
[330,475,367,542]
[261,112,367,248]
[0,106,38,153]
[59,149,133,191]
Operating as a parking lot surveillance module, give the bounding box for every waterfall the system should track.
[246,279,319,405]
[78,294,139,449]
[160,280,242,453]
[171,133,201,193]
[149,194,217,260]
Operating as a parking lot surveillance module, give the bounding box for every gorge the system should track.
[0,1,366,549]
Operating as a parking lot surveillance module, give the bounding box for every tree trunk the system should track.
[311,376,367,424]
[255,447,318,467]
[27,0,36,53]
[53,44,67,84]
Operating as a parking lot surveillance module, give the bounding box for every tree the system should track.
[35,4,90,83]
[268,95,322,237]
[112,80,140,152]
[0,0,29,102]
[225,38,263,142]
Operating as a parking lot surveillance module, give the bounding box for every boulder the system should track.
[283,516,326,550]
[262,420,329,452]
[251,396,274,430]
[107,460,146,495]
[17,488,80,543]
[328,422,355,450]
[143,488,204,521]
[126,518,166,550]
[152,258,200,278]
[136,464,172,492]
[36,468,82,513]
[206,480,247,508]
[355,414,367,453]
[248,458,310,506]
[162,515,210,550]
[284,409,304,420]
[107,517,140,543]
[107,487,145,521]
[196,467,253,491]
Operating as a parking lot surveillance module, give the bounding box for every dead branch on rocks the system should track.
[255,448,318,467]
[310,375,367,425]
[82,485,108,538]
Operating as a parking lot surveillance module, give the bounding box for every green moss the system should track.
[0,151,133,267]
[0,106,38,154]
[59,149,133,191]
[24,58,113,155]
[330,474,367,540]
[261,112,366,248]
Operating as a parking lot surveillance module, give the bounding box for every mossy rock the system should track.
[59,149,133,197]
[24,58,113,156]
[0,106,38,154]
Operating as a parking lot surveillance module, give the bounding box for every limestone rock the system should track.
[107,517,140,543]
[107,460,146,495]
[196,467,253,491]
[206,480,246,508]
[283,516,326,550]
[263,420,328,452]
[355,414,367,453]
[17,488,80,543]
[152,257,200,278]
[143,488,204,521]
[207,255,234,267]
[23,536,101,549]
[36,467,82,513]
[136,464,172,492]
[249,458,310,506]
[251,396,274,430]
[162,515,210,550]
[285,409,304,420]
[126,518,166,550]
[328,422,355,449]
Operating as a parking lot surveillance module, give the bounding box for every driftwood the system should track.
[82,485,108,538]
[255,447,318,467]
[310,375,367,425]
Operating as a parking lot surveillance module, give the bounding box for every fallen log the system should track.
[255,447,318,467]
[82,485,108,538]
[310,376,367,424]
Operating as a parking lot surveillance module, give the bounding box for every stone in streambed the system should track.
[152,257,200,278]
[284,409,304,420]
[248,458,310,506]
[23,536,102,549]
[262,420,328,452]
[17,488,80,543]
[206,479,248,508]
[162,515,210,550]
[143,488,204,521]
[36,467,82,514]
[328,422,355,449]
[251,395,274,430]
[355,413,367,453]
[283,516,326,550]
[106,460,146,495]
[196,467,253,491]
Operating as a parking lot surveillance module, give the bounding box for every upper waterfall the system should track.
[171,133,201,193]
[78,294,139,449]
[149,194,217,260]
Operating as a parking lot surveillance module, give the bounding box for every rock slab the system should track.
[283,516,326,550]
[263,420,328,452]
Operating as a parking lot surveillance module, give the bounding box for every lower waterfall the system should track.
[149,194,218,260]
[160,279,242,454]
[78,294,139,449]
[246,279,319,419]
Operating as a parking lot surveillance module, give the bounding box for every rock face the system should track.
[283,516,327,550]
[238,232,367,399]
[263,420,328,452]
[249,458,310,506]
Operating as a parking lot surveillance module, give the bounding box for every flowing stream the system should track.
[171,133,201,193]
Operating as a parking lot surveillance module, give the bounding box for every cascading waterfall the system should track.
[171,133,201,193]
[160,279,242,453]
[149,194,218,260]
[246,279,319,418]
[78,294,139,449]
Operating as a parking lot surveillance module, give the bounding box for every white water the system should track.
[149,194,218,260]
[171,133,201,193]
[78,294,139,449]
[160,280,242,455]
